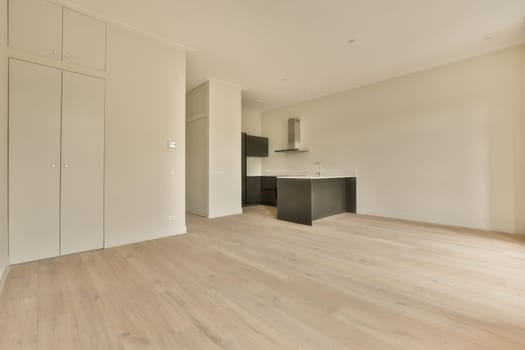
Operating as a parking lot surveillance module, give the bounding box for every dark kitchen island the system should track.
[277,176,357,226]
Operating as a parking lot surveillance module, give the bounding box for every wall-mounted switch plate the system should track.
[168,141,177,149]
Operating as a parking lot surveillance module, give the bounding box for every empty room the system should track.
[1,0,525,349]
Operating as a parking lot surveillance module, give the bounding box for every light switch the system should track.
[168,141,177,149]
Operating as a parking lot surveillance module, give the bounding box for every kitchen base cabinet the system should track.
[244,176,277,207]
[277,177,357,226]
[246,177,262,204]
[261,176,277,206]
[261,190,277,206]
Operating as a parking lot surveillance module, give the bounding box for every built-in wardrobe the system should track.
[8,0,106,264]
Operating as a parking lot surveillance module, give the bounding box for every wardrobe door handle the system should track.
[64,163,70,169]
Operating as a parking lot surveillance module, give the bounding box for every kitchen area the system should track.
[242,118,357,226]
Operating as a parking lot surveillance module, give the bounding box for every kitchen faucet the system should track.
[314,161,321,177]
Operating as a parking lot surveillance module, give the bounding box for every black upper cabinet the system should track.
[246,135,269,157]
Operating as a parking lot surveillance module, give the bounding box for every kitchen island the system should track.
[277,176,356,225]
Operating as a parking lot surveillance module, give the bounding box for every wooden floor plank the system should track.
[1,206,525,349]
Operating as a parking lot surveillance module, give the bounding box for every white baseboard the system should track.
[0,264,10,295]
[175,226,188,235]
[208,208,243,219]
[104,225,187,249]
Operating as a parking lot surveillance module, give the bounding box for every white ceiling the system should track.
[62,0,525,111]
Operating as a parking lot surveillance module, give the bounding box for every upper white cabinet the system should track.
[8,0,63,59]
[8,0,107,71]
[63,9,107,71]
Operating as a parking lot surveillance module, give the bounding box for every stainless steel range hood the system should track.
[275,118,309,152]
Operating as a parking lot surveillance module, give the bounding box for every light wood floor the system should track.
[1,206,525,349]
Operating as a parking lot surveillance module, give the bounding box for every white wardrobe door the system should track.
[63,9,106,71]
[8,0,63,59]
[61,72,105,255]
[9,59,62,264]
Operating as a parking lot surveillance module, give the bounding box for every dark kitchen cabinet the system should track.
[261,176,277,206]
[277,177,357,226]
[261,190,277,206]
[245,135,268,157]
[242,133,246,205]
[244,176,277,207]
[246,177,262,203]
[346,177,357,213]
[261,176,277,190]
[242,133,272,206]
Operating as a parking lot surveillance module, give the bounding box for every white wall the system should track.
[262,45,525,234]
[186,83,209,217]
[0,0,9,281]
[242,108,262,176]
[186,80,242,218]
[242,108,262,135]
[187,83,209,117]
[208,80,242,218]
[105,25,186,247]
